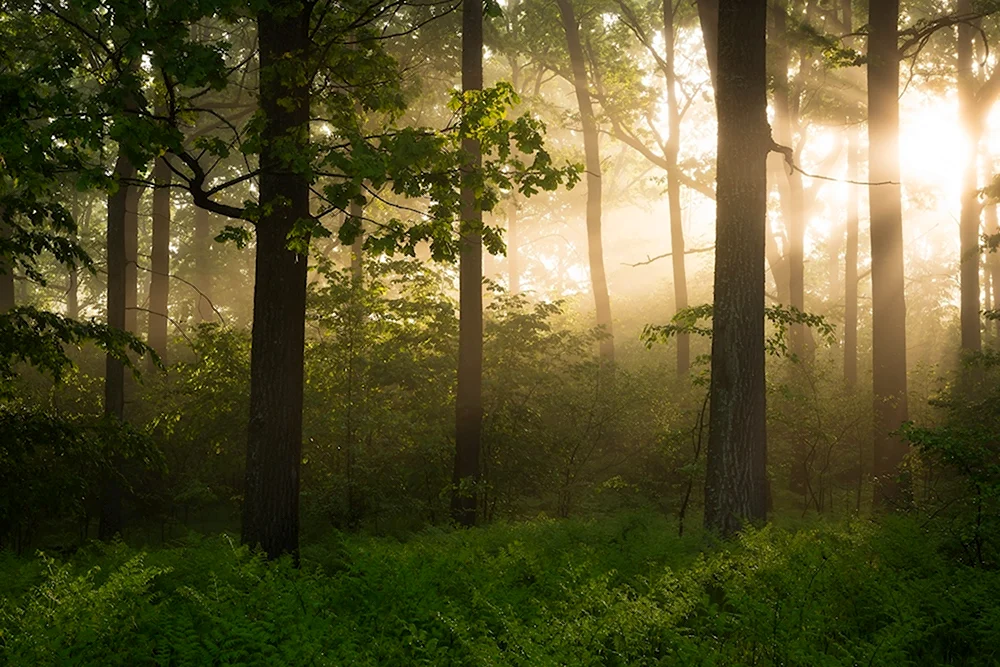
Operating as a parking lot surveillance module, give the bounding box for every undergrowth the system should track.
[1,513,997,665]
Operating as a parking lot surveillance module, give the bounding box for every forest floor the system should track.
[1,512,998,665]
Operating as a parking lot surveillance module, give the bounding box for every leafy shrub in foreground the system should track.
[1,514,998,665]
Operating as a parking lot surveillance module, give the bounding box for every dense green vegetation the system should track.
[3,513,999,666]
[5,0,1000,663]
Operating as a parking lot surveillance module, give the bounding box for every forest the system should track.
[2,0,1000,663]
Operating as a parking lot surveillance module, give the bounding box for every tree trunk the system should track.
[958,0,982,354]
[451,0,485,527]
[867,0,908,508]
[148,156,171,361]
[704,0,769,536]
[99,152,135,541]
[557,0,614,363]
[770,0,807,358]
[0,217,13,313]
[241,2,311,561]
[845,125,860,388]
[349,200,363,283]
[193,205,212,321]
[124,173,139,335]
[664,0,690,376]
[508,192,520,295]
[986,199,1000,340]
[696,0,719,89]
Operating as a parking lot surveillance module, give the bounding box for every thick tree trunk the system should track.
[867,0,909,508]
[99,153,135,541]
[845,126,860,388]
[241,3,311,561]
[557,0,614,363]
[704,0,769,536]
[451,0,485,527]
[664,0,690,376]
[148,157,170,361]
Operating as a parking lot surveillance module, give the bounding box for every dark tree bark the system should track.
[664,0,689,376]
[704,0,770,536]
[867,0,909,508]
[240,2,311,561]
[696,0,719,88]
[148,156,171,361]
[958,0,982,354]
[99,152,135,541]
[451,0,484,527]
[557,0,614,363]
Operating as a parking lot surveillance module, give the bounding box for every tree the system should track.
[703,0,770,536]
[240,1,312,561]
[451,0,485,527]
[147,155,170,361]
[99,150,135,541]
[842,0,859,389]
[867,0,908,507]
[556,0,614,363]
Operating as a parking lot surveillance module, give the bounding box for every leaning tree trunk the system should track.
[99,152,135,541]
[241,2,311,561]
[451,0,485,527]
[148,156,171,362]
[704,0,770,536]
[664,0,690,376]
[867,0,909,509]
[557,0,614,363]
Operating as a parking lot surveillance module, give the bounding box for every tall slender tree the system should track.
[148,155,170,361]
[451,0,485,527]
[99,151,134,541]
[703,0,769,536]
[556,0,614,363]
[867,0,908,507]
[663,0,689,376]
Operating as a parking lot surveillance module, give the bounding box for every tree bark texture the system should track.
[241,2,311,561]
[704,0,770,536]
[867,0,909,508]
[451,0,485,527]
[99,152,135,541]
